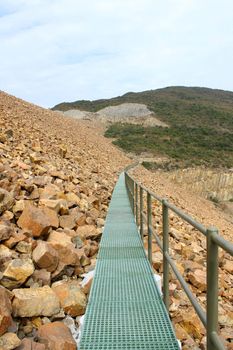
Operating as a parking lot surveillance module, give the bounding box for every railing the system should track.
[125,171,233,350]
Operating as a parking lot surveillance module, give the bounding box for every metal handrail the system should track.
[124,171,233,350]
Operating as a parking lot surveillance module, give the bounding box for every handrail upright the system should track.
[124,170,233,350]
[162,199,170,311]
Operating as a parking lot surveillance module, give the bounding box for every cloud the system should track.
[0,0,232,107]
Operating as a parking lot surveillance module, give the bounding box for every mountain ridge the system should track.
[52,86,233,113]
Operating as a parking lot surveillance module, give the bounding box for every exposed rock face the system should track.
[0,287,12,336]
[52,280,87,316]
[62,103,169,128]
[1,259,35,289]
[12,286,60,317]
[37,322,76,350]
[18,203,59,237]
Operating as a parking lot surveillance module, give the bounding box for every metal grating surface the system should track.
[79,173,180,350]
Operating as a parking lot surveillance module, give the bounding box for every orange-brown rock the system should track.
[12,286,60,317]
[0,223,13,242]
[32,241,58,272]
[223,259,233,274]
[187,269,206,292]
[0,287,12,336]
[152,251,163,271]
[47,230,72,245]
[47,231,79,266]
[59,214,77,230]
[0,189,14,215]
[3,231,27,249]
[179,310,205,340]
[32,269,51,286]
[64,192,80,207]
[39,184,63,200]
[0,244,13,265]
[18,203,59,237]
[39,199,69,215]
[52,280,87,316]
[15,338,45,350]
[37,322,76,350]
[1,258,35,289]
[0,332,21,350]
[76,225,100,240]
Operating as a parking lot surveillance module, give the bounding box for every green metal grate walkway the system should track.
[79,173,180,350]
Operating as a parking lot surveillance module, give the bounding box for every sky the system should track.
[0,0,233,108]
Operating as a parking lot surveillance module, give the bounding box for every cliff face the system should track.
[166,168,233,202]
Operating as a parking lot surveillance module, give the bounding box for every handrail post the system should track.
[162,199,169,311]
[131,178,135,215]
[135,183,139,226]
[140,186,143,239]
[147,192,152,265]
[207,227,219,350]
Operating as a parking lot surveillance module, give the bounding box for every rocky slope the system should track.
[130,164,233,350]
[0,91,130,349]
[0,91,232,349]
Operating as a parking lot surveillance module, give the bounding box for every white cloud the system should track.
[0,0,232,107]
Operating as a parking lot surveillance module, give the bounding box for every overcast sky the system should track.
[0,0,233,107]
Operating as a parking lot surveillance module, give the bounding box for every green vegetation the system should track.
[53,87,233,169]
[105,123,233,168]
[53,86,233,131]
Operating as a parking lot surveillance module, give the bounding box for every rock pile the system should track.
[1,90,232,349]
[132,165,233,350]
[0,91,130,349]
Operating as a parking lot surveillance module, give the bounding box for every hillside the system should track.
[53,87,233,169]
[0,91,232,349]
[52,86,233,132]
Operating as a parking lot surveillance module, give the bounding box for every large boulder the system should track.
[12,286,60,317]
[37,322,76,350]
[47,231,79,266]
[18,203,59,237]
[52,280,87,316]
[1,258,34,289]
[0,287,12,336]
[32,241,58,272]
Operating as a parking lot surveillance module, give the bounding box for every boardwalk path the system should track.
[79,173,180,350]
